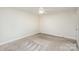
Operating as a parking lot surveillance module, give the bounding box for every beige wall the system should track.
[40,12,78,40]
[0,8,78,45]
[0,8,39,44]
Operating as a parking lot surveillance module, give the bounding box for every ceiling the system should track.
[16,7,78,15]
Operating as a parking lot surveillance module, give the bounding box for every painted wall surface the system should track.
[0,8,39,44]
[0,8,79,45]
[40,12,78,40]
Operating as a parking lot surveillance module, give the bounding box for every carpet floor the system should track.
[0,33,78,51]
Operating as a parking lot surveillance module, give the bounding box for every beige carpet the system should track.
[0,33,78,51]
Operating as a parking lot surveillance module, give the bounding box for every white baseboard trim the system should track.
[0,32,39,46]
[40,32,76,40]
[0,32,76,46]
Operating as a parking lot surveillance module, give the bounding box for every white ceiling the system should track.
[16,7,77,15]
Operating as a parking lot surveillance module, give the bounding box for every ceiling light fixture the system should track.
[39,7,45,14]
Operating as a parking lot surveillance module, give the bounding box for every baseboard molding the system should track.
[0,32,39,46]
[40,32,76,40]
[0,32,76,46]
